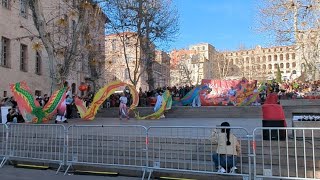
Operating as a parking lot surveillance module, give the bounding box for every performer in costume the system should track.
[154,91,165,118]
[55,99,68,123]
[119,93,129,120]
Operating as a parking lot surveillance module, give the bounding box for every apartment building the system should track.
[220,45,299,81]
[0,0,107,97]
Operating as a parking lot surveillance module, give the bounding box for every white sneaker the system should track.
[229,166,237,173]
[217,166,226,173]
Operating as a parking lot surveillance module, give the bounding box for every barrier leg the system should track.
[147,169,153,180]
[141,168,146,180]
[55,163,63,174]
[63,164,72,176]
[0,157,7,168]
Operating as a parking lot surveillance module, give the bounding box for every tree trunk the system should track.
[29,0,57,94]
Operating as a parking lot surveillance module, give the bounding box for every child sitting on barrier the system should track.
[211,122,241,173]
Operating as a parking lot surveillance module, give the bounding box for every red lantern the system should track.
[78,84,88,92]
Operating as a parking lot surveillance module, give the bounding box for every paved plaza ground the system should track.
[64,117,263,133]
[0,166,140,180]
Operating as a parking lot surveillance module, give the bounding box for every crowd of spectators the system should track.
[260,80,320,101]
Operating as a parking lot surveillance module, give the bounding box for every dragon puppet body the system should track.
[10,82,67,123]
[74,81,139,120]
[74,81,173,120]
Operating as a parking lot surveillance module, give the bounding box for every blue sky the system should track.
[170,0,274,51]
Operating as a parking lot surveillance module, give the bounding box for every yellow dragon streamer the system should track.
[75,81,138,120]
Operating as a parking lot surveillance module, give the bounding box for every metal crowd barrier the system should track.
[0,124,8,167]
[64,125,148,175]
[253,127,320,180]
[6,124,66,173]
[144,126,251,180]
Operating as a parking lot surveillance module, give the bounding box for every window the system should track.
[280,54,283,61]
[246,57,249,63]
[268,64,272,69]
[286,54,289,60]
[292,62,296,68]
[202,46,205,50]
[20,0,28,18]
[111,39,116,51]
[20,44,27,72]
[251,57,255,63]
[2,0,10,9]
[268,55,271,62]
[274,64,278,69]
[1,37,10,67]
[263,64,266,69]
[280,63,284,68]
[286,63,290,68]
[71,20,76,32]
[71,83,76,94]
[35,51,41,75]
[292,53,295,59]
[262,56,266,62]
[274,55,277,61]
[124,68,129,79]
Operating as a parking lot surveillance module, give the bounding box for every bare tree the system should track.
[102,0,179,90]
[25,0,106,92]
[258,0,320,80]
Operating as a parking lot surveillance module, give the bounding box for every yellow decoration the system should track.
[32,42,42,51]
[57,18,68,27]
[81,1,92,9]
[89,59,97,65]
[69,11,77,17]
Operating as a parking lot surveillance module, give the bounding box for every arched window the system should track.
[274,55,278,61]
[235,58,239,64]
[292,62,296,67]
[280,63,284,68]
[268,64,272,69]
[274,64,278,69]
[246,57,249,63]
[256,57,260,63]
[257,65,261,69]
[286,54,289,60]
[71,83,76,94]
[268,55,272,61]
[292,53,295,59]
[262,56,266,62]
[286,63,290,68]
[280,54,283,61]
[263,64,266,69]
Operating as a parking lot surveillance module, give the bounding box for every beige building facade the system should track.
[170,43,300,83]
[105,33,149,91]
[0,0,106,98]
[154,50,170,88]
[105,33,171,91]
[220,45,300,81]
